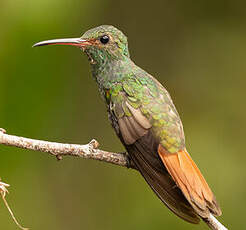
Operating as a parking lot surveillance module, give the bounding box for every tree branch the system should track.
[0,128,227,230]
[0,128,133,169]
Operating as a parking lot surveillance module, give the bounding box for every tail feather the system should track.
[158,145,221,218]
[125,132,201,224]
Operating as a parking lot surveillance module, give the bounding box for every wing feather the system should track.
[125,132,200,224]
[108,76,221,222]
[118,102,151,145]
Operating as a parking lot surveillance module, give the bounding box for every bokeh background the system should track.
[0,1,245,229]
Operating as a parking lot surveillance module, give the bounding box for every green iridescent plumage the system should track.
[81,25,185,153]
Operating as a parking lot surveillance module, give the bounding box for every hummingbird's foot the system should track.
[0,180,10,198]
[122,152,135,169]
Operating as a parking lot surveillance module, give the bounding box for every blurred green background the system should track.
[0,0,245,229]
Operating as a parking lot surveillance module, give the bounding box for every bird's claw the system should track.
[121,152,132,169]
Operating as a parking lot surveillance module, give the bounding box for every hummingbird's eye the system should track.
[100,35,110,44]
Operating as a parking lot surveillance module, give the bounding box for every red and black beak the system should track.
[33,37,91,48]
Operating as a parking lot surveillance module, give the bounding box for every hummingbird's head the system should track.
[33,25,130,65]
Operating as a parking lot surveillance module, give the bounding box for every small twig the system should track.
[0,129,132,169]
[0,180,28,230]
[0,128,227,230]
[0,180,9,198]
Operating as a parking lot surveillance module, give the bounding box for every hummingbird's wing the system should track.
[108,73,221,222]
[110,110,200,223]
[123,131,201,224]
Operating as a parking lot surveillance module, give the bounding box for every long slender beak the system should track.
[33,37,90,48]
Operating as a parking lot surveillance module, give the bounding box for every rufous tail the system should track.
[158,145,221,218]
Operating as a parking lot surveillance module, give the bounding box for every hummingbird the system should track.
[33,25,221,224]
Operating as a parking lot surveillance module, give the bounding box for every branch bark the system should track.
[0,128,227,230]
[0,128,132,168]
